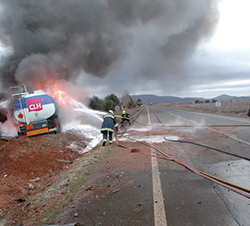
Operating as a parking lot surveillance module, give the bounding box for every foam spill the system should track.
[63,123,102,154]
[127,126,155,132]
[121,134,180,143]
[61,100,104,153]
[64,124,102,154]
[164,135,180,141]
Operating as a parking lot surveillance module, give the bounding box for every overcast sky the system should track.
[81,0,250,98]
[0,0,249,99]
[187,0,250,98]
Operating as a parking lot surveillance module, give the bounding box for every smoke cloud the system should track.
[0,0,219,93]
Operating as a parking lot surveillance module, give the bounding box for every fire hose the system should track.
[114,125,128,149]
[164,137,250,162]
[113,126,250,199]
[131,147,250,199]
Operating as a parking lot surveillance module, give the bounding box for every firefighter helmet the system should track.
[122,110,126,114]
[108,110,114,114]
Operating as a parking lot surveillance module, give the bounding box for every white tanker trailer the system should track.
[9,84,61,138]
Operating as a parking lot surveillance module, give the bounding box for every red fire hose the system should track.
[114,125,128,149]
[131,148,250,199]
[113,125,250,199]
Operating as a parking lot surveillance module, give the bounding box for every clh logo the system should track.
[27,98,43,112]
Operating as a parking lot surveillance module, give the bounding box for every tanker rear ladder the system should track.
[9,84,31,124]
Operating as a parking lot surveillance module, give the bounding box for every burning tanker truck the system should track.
[9,84,61,138]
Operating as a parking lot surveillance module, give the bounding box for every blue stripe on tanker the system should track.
[14,94,54,111]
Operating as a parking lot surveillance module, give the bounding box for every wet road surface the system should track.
[56,105,250,225]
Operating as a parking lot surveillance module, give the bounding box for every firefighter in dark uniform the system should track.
[100,110,119,146]
[121,110,131,126]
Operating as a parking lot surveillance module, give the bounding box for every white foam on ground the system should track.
[127,126,154,132]
[49,98,104,154]
[120,134,180,143]
[164,135,180,141]
[62,121,102,154]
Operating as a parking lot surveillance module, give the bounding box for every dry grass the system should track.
[161,100,250,118]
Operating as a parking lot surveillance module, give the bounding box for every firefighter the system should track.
[121,110,131,126]
[100,110,118,146]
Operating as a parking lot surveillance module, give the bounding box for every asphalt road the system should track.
[57,105,250,226]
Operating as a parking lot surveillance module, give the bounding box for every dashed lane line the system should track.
[147,106,152,125]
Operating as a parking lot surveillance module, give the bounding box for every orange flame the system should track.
[45,84,70,106]
[53,90,67,105]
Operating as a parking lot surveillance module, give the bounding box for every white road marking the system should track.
[148,107,167,225]
[205,127,250,146]
[151,148,168,226]
[147,106,151,125]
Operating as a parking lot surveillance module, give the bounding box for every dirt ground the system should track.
[0,108,141,225]
[0,132,91,225]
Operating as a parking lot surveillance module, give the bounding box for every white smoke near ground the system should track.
[0,99,9,109]
[0,118,17,137]
[0,96,104,154]
[0,99,17,137]
[58,97,105,153]
[57,98,104,132]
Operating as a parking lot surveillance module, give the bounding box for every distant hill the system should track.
[214,94,250,102]
[129,94,250,104]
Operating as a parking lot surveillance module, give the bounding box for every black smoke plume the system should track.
[0,0,219,92]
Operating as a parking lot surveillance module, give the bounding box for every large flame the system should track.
[38,80,88,107]
[53,90,67,105]
[45,84,70,106]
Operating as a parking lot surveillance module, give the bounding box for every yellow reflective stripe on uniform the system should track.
[104,115,114,119]
[101,128,114,132]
